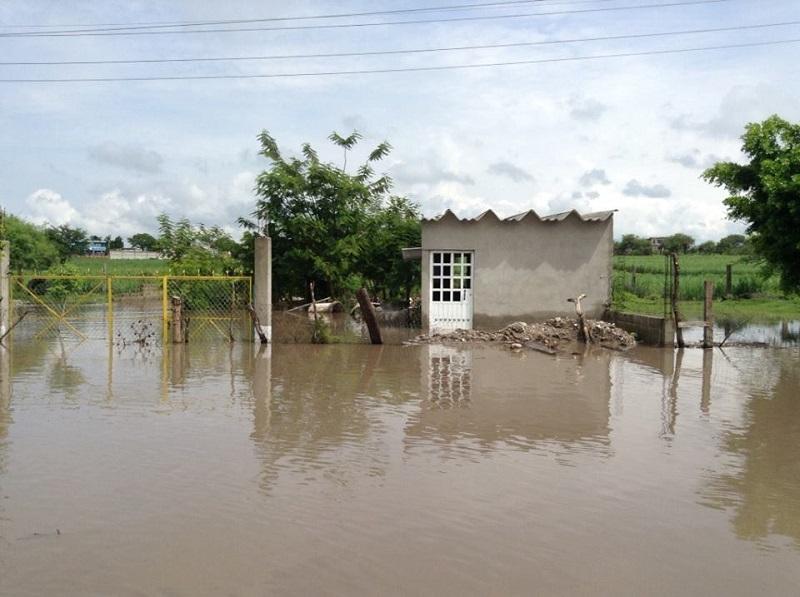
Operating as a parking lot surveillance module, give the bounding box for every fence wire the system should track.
[10,275,252,344]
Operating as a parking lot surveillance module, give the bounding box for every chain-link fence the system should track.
[9,275,252,344]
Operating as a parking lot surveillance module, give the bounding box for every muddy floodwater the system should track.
[1,337,799,596]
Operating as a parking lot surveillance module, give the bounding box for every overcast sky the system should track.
[1,0,798,241]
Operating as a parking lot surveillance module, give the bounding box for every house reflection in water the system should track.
[408,345,613,454]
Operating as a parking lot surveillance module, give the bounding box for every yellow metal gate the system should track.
[9,275,252,344]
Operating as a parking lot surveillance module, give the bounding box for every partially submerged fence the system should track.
[9,274,252,344]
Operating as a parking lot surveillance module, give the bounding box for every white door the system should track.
[429,250,473,332]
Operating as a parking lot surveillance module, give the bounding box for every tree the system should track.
[614,234,652,255]
[156,214,239,274]
[245,129,416,302]
[697,240,717,254]
[703,115,800,292]
[45,224,89,262]
[2,214,59,271]
[716,233,748,255]
[662,233,695,254]
[109,236,124,250]
[361,196,421,303]
[128,232,159,251]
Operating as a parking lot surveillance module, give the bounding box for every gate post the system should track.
[254,236,272,343]
[0,241,9,336]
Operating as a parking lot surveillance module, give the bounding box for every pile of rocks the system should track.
[405,317,636,353]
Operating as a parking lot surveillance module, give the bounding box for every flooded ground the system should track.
[1,337,799,596]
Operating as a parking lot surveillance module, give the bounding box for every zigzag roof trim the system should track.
[423,208,615,223]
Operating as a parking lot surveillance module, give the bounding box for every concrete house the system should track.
[414,209,614,332]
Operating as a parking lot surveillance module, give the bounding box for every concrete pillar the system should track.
[254,236,272,343]
[0,241,9,337]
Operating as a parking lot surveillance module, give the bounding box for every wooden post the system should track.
[246,305,269,344]
[702,280,714,349]
[671,253,685,348]
[567,293,590,343]
[309,281,318,324]
[356,288,383,345]
[171,295,185,343]
[725,264,732,298]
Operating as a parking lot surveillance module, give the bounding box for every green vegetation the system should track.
[2,214,60,271]
[128,232,159,251]
[615,296,800,321]
[614,232,750,256]
[156,214,241,275]
[65,256,169,275]
[614,254,781,301]
[612,254,800,319]
[244,129,420,304]
[703,115,800,292]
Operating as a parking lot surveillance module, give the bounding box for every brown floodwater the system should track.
[0,338,798,596]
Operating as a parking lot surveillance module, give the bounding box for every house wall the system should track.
[421,213,613,329]
[109,249,162,260]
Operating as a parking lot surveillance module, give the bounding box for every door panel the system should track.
[429,251,473,332]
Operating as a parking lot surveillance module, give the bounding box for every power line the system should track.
[0,0,734,38]
[0,0,614,31]
[2,20,796,66]
[0,37,794,82]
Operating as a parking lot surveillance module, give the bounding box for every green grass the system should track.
[612,254,799,320]
[616,296,800,322]
[613,254,781,301]
[66,256,169,276]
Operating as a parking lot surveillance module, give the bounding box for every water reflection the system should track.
[0,347,9,476]
[407,346,612,454]
[245,344,420,493]
[703,349,800,548]
[2,336,800,595]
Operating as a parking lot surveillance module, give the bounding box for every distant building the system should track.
[648,237,666,253]
[86,240,108,256]
[405,208,615,332]
[109,248,162,260]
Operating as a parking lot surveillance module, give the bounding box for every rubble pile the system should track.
[406,317,636,353]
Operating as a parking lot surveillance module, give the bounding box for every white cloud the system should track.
[579,169,611,187]
[667,149,724,170]
[622,179,672,199]
[487,161,534,183]
[88,142,164,174]
[2,1,796,244]
[25,189,80,226]
[567,96,608,122]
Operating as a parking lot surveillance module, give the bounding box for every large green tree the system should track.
[45,224,89,262]
[246,130,420,302]
[614,234,652,255]
[2,214,60,271]
[128,232,159,251]
[662,233,695,254]
[703,115,800,292]
[716,233,748,255]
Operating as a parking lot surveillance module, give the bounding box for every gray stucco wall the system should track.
[421,212,613,330]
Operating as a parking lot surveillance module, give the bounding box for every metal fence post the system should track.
[106,275,113,342]
[0,241,9,336]
[162,275,169,346]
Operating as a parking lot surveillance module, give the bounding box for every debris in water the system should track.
[404,318,636,353]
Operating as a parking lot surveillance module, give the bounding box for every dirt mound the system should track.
[405,317,636,353]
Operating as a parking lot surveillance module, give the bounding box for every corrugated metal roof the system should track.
[422,208,615,223]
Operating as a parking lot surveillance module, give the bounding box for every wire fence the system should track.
[9,274,252,344]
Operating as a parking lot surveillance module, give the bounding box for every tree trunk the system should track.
[356,288,383,345]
